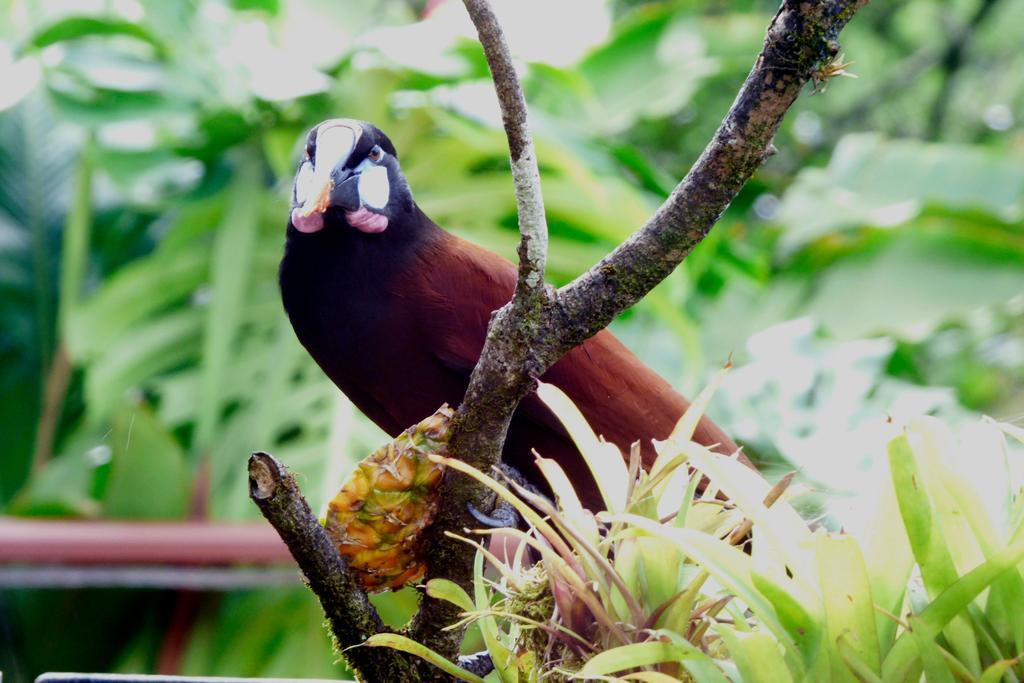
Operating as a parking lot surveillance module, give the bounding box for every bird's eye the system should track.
[367,145,384,162]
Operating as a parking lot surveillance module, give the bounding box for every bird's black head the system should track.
[289,119,414,236]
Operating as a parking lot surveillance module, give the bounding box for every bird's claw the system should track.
[467,499,520,529]
[458,651,494,677]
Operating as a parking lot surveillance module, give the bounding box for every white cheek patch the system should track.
[293,161,315,204]
[357,165,390,209]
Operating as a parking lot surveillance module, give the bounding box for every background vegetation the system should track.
[0,0,1021,679]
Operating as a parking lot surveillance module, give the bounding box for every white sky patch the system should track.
[360,0,610,73]
[866,200,920,227]
[215,18,329,102]
[40,44,66,67]
[0,42,41,112]
[357,165,390,209]
[97,120,159,150]
[428,80,504,128]
[76,58,165,91]
[112,0,144,22]
[468,0,611,67]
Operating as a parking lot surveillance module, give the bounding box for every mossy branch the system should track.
[247,452,415,680]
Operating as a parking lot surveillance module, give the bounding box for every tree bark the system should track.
[248,453,417,681]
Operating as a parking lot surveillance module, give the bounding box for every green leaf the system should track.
[179,589,345,677]
[474,549,517,683]
[750,569,823,668]
[57,138,93,336]
[634,536,682,614]
[578,8,718,133]
[910,621,956,683]
[362,633,485,683]
[609,514,796,659]
[978,658,1020,683]
[882,539,1024,682]
[777,133,1024,252]
[837,633,884,683]
[651,365,729,477]
[580,639,728,682]
[102,404,190,519]
[425,579,475,613]
[68,248,209,362]
[805,232,1024,341]
[231,0,280,13]
[7,448,101,517]
[816,533,882,680]
[84,308,203,423]
[686,445,814,579]
[27,16,167,56]
[193,158,262,454]
[48,86,175,125]
[857,453,914,656]
[655,571,708,634]
[536,381,628,514]
[715,625,793,683]
[888,434,980,674]
[910,418,1024,653]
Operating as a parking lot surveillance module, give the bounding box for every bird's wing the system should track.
[398,230,739,467]
[398,232,519,377]
[538,331,739,463]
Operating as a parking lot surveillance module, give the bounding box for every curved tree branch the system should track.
[412,0,869,663]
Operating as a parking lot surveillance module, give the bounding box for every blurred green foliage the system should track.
[0,0,1021,679]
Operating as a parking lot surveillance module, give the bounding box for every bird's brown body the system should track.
[280,119,739,510]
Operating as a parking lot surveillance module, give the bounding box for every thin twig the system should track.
[461,0,548,302]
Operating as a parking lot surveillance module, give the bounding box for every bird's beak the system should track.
[296,120,363,218]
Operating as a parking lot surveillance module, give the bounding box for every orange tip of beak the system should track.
[299,178,334,217]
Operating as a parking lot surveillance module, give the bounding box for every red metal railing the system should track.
[0,517,291,565]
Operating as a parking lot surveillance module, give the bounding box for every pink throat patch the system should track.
[345,207,389,233]
[290,207,324,233]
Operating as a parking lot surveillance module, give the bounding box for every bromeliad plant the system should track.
[367,377,1024,682]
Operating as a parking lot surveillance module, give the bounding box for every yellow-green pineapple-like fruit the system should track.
[324,405,452,592]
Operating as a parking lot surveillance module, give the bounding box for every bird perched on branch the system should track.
[279,118,742,513]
